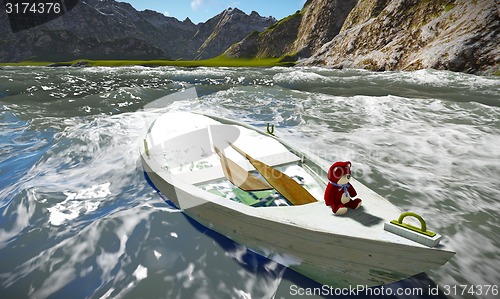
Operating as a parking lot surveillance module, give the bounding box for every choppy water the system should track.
[0,66,499,299]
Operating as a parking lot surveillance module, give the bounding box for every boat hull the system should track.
[140,112,455,287]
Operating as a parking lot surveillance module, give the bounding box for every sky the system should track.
[123,0,306,24]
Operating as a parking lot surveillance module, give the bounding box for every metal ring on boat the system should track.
[266,123,275,135]
[391,212,436,237]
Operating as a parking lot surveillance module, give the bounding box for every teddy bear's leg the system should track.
[332,204,348,215]
[346,198,362,210]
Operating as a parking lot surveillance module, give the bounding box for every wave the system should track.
[1,66,500,298]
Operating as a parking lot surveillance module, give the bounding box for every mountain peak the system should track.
[224,7,244,15]
[249,11,261,18]
[183,17,194,25]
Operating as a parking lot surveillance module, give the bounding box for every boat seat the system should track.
[175,151,301,185]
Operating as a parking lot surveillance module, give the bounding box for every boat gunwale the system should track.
[142,152,454,260]
[139,111,456,287]
[140,112,455,255]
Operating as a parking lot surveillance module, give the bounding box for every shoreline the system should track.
[1,60,498,77]
[0,56,297,68]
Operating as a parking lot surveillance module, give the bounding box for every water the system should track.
[0,66,499,299]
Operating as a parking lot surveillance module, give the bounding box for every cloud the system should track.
[163,11,170,17]
[227,1,241,8]
[191,0,207,11]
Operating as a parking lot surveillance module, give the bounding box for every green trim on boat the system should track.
[233,188,261,206]
[208,189,226,198]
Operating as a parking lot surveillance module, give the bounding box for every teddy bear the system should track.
[324,161,362,215]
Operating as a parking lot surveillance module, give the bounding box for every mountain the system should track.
[0,0,169,61]
[0,0,276,62]
[224,10,303,58]
[193,8,276,59]
[225,0,357,59]
[226,0,499,75]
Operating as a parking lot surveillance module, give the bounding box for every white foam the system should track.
[31,267,76,299]
[383,68,500,91]
[273,70,330,84]
[99,288,115,299]
[233,289,251,299]
[47,183,111,226]
[0,192,35,250]
[133,265,148,280]
[268,253,302,268]
[176,263,197,288]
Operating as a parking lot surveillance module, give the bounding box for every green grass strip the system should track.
[0,56,296,68]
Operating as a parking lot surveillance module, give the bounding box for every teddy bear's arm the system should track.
[347,184,357,198]
[324,185,333,206]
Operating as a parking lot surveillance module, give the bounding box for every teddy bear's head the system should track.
[328,161,352,185]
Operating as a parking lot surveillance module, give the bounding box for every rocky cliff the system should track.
[0,0,276,62]
[293,0,358,57]
[227,0,499,75]
[306,0,499,74]
[224,11,303,58]
[225,0,357,59]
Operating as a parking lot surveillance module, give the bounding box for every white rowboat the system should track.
[140,111,455,287]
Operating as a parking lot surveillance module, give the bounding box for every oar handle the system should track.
[213,146,222,156]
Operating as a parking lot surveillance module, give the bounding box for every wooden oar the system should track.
[228,143,318,205]
[214,146,273,191]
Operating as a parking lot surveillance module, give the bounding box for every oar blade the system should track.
[229,144,318,205]
[214,147,273,192]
